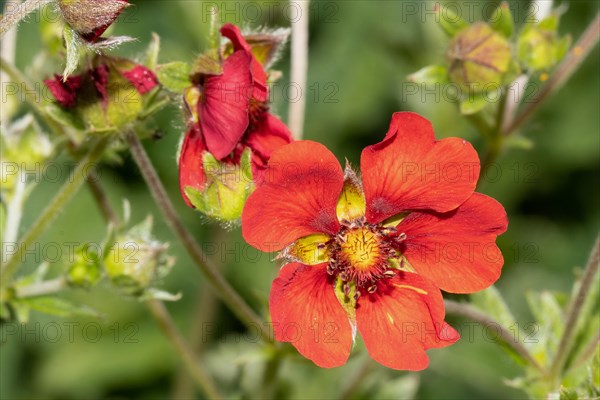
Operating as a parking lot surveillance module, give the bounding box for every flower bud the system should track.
[44,56,159,133]
[57,0,130,43]
[183,149,254,223]
[517,15,571,72]
[104,217,175,296]
[446,22,512,92]
[66,244,102,289]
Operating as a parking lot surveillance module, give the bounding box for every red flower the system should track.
[242,112,508,370]
[178,23,292,208]
[45,62,157,108]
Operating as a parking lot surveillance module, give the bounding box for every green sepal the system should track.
[185,149,254,222]
[407,65,449,85]
[62,24,83,79]
[459,91,490,115]
[157,61,192,94]
[489,2,514,38]
[435,3,469,37]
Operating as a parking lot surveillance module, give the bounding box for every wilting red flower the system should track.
[178,23,292,208]
[242,112,508,370]
[45,62,157,108]
[57,0,130,43]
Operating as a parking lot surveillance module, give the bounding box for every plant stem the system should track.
[146,299,223,400]
[15,277,67,298]
[2,170,26,245]
[550,233,600,380]
[0,0,52,37]
[124,131,272,342]
[287,0,310,139]
[0,137,110,288]
[444,299,545,373]
[503,12,600,136]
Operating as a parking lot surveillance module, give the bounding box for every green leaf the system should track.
[526,291,565,365]
[555,34,572,62]
[539,14,559,31]
[489,2,514,38]
[16,297,100,319]
[459,92,490,115]
[62,25,83,79]
[471,285,519,329]
[435,3,469,37]
[407,65,448,85]
[156,62,191,93]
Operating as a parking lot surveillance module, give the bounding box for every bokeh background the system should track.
[1,0,599,398]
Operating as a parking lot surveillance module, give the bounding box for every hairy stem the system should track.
[568,331,600,373]
[147,300,223,400]
[0,0,52,37]
[503,12,600,136]
[444,299,545,373]
[1,137,110,288]
[287,0,310,139]
[124,131,272,342]
[550,233,600,379]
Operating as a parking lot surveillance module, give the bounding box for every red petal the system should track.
[199,50,253,159]
[90,64,110,107]
[178,125,207,208]
[398,193,508,293]
[121,65,158,94]
[245,113,293,166]
[242,141,343,252]
[220,23,268,102]
[270,263,353,368]
[44,74,83,108]
[356,271,459,371]
[361,112,480,223]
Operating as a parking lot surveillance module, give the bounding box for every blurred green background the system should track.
[1,0,599,398]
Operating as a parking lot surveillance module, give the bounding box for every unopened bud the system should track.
[446,22,512,92]
[104,217,175,296]
[66,244,101,289]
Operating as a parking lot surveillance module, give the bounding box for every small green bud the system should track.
[517,14,571,72]
[446,22,512,92]
[66,244,102,288]
[184,148,254,223]
[104,217,175,296]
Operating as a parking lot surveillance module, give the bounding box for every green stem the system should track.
[260,345,283,399]
[0,136,110,288]
[124,131,272,342]
[550,233,600,381]
[0,0,52,37]
[2,169,26,245]
[15,277,67,298]
[503,12,600,136]
[147,299,223,400]
[444,300,545,373]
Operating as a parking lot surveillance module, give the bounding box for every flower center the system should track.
[339,228,382,271]
[327,219,407,292]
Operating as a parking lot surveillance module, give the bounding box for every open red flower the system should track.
[242,112,508,370]
[178,23,292,208]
